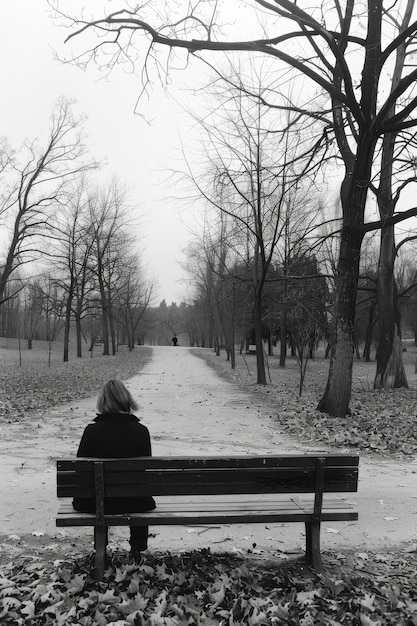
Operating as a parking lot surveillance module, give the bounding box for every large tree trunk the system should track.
[374,225,408,388]
[317,223,363,416]
[317,107,378,416]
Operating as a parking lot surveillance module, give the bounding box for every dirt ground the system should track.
[1,346,417,563]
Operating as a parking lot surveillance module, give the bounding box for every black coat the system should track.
[73,413,156,514]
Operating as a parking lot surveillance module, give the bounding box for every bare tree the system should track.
[57,1,417,416]
[49,177,96,360]
[0,98,95,309]
[285,254,329,394]
[183,76,321,383]
[86,180,136,355]
[193,212,242,366]
[31,274,66,366]
[23,280,44,350]
[183,238,217,348]
[114,257,156,351]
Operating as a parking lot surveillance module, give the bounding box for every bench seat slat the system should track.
[57,499,356,516]
[56,498,358,527]
[57,495,355,510]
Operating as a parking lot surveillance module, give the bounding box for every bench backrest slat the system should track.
[57,455,359,498]
[58,455,358,471]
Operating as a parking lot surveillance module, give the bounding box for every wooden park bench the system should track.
[56,454,359,580]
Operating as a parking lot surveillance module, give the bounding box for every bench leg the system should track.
[305,521,322,571]
[94,526,108,581]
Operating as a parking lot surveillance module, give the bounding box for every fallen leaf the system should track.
[360,593,376,611]
[296,589,320,605]
[20,600,36,618]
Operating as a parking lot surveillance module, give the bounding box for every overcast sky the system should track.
[0,2,202,305]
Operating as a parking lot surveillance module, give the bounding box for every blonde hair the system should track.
[96,379,139,414]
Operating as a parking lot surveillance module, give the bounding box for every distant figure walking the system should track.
[172,336,178,346]
[72,379,155,562]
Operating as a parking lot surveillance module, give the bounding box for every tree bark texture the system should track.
[317,221,363,416]
[374,225,408,388]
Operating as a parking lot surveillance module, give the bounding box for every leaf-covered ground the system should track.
[0,341,152,422]
[2,546,417,625]
[194,348,417,459]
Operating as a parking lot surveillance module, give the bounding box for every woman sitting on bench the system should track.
[72,379,155,562]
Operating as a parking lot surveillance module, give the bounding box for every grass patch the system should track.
[0,341,152,422]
